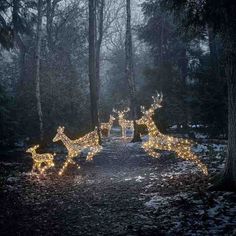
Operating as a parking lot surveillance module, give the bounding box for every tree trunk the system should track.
[46,0,53,50]
[224,59,236,189]
[208,25,221,80]
[96,0,104,105]
[221,50,236,190]
[35,0,44,141]
[125,0,141,142]
[89,0,101,144]
[46,0,60,51]
[211,45,236,191]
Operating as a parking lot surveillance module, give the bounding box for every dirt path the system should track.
[0,137,235,235]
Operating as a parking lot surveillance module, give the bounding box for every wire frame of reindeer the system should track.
[26,145,55,175]
[113,108,134,138]
[53,126,102,175]
[136,92,208,175]
[100,115,116,137]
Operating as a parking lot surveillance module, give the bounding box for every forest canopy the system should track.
[0,0,228,147]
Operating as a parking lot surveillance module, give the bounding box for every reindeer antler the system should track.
[140,105,146,114]
[151,91,163,109]
[57,126,65,133]
[113,108,118,113]
[123,107,130,113]
[34,144,40,149]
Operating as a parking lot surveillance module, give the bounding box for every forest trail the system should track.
[0,137,235,235]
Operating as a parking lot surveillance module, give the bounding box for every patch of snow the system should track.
[189,124,205,128]
[144,183,154,189]
[212,144,226,152]
[149,173,158,180]
[192,143,226,155]
[140,135,149,141]
[170,125,177,130]
[145,193,188,209]
[194,132,208,139]
[0,162,22,166]
[6,176,19,183]
[170,161,198,175]
[124,177,132,181]
[192,144,208,153]
[135,176,145,182]
[111,127,121,132]
[207,204,223,217]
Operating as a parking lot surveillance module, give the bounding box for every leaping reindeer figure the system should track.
[101,115,116,137]
[53,126,102,175]
[136,92,208,175]
[113,108,134,138]
[26,145,55,174]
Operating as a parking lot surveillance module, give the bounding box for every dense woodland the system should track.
[0,0,229,145]
[0,0,236,235]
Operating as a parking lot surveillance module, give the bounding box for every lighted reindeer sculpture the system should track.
[113,108,134,138]
[136,92,208,175]
[101,115,116,137]
[26,145,55,174]
[53,126,102,175]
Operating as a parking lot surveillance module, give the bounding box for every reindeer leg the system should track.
[31,163,36,174]
[40,165,46,175]
[180,151,208,175]
[142,141,161,158]
[86,146,102,161]
[86,149,95,161]
[94,146,102,156]
[35,162,41,174]
[58,157,70,175]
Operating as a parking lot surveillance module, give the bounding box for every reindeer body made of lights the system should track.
[101,115,116,137]
[113,108,134,138]
[26,145,55,174]
[53,126,102,175]
[136,92,208,175]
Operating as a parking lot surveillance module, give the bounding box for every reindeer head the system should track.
[53,126,65,142]
[109,115,116,122]
[113,108,130,120]
[136,92,163,125]
[26,144,39,154]
[151,91,163,110]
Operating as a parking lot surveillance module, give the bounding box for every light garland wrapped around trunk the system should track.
[100,115,116,137]
[113,108,134,138]
[53,126,102,175]
[136,92,208,175]
[26,145,55,174]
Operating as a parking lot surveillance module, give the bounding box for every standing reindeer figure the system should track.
[26,145,55,174]
[113,108,134,138]
[100,115,116,137]
[136,92,208,175]
[53,126,102,175]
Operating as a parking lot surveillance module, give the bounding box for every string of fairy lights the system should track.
[101,115,116,137]
[26,145,55,174]
[53,126,102,175]
[136,92,208,175]
[26,92,207,176]
[113,108,134,138]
